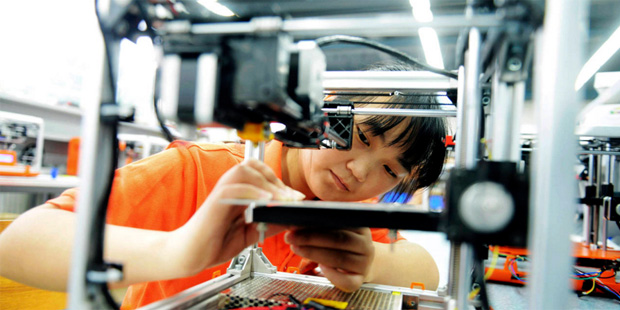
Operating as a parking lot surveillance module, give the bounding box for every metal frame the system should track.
[527,1,586,308]
[187,13,503,38]
[68,1,596,309]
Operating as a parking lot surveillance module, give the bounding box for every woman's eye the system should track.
[384,165,398,178]
[357,126,370,146]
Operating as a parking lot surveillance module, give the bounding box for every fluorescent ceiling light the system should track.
[419,27,445,69]
[409,0,443,69]
[197,0,235,17]
[575,24,620,91]
[409,0,433,22]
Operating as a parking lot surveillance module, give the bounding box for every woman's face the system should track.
[298,116,410,201]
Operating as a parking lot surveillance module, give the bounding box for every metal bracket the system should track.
[227,246,278,278]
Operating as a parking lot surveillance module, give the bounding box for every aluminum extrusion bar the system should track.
[463,28,482,170]
[323,71,457,91]
[448,66,465,300]
[454,28,482,310]
[578,150,620,156]
[456,243,474,310]
[528,0,585,308]
[68,44,108,310]
[490,73,525,162]
[138,274,244,310]
[321,108,456,117]
[189,13,503,38]
[454,67,466,168]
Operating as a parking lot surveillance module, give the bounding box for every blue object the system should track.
[429,195,444,211]
[50,167,58,179]
[382,191,411,203]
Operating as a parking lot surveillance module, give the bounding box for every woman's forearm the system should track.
[0,205,181,291]
[368,240,440,290]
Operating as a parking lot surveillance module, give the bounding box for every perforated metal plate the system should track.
[224,275,402,310]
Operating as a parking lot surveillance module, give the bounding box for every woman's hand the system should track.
[169,159,304,277]
[284,227,375,292]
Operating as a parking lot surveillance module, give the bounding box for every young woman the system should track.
[0,64,448,309]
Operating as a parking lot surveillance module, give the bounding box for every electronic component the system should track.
[160,33,329,146]
[0,111,44,177]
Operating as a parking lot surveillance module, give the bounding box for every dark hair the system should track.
[336,62,448,200]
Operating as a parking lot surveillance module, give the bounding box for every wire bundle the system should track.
[495,251,620,301]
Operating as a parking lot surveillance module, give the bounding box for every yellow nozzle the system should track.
[237,122,274,143]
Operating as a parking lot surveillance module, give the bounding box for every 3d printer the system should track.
[67,0,616,309]
[0,111,44,177]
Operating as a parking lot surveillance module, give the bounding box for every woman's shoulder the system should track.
[166,140,245,160]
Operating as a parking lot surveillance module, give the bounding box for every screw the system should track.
[482,96,491,106]
[507,57,522,72]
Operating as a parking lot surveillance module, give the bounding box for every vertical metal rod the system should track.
[509,82,525,162]
[456,243,474,310]
[489,81,525,162]
[596,153,602,197]
[447,66,466,301]
[528,0,585,308]
[244,140,266,250]
[454,27,482,310]
[454,66,466,168]
[606,143,613,185]
[601,206,608,251]
[582,200,591,246]
[610,155,617,185]
[447,242,461,298]
[464,28,482,170]
[601,144,612,251]
[244,141,266,162]
[588,154,595,187]
[489,67,509,161]
[68,22,110,310]
[592,197,600,249]
[584,154,595,246]
[593,153,602,248]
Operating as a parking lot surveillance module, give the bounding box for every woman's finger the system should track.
[285,229,372,254]
[319,264,364,292]
[289,245,369,275]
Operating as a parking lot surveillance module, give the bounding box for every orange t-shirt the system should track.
[46,140,404,309]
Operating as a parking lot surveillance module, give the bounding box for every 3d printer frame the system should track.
[69,1,592,309]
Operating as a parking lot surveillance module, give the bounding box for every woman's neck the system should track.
[281,147,315,200]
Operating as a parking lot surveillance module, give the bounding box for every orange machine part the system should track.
[0,150,38,177]
[66,137,80,176]
[485,244,620,296]
[0,150,17,166]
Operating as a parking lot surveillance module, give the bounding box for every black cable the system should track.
[92,1,123,308]
[98,123,121,310]
[153,94,176,143]
[134,1,175,143]
[315,35,458,79]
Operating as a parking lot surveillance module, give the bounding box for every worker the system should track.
[0,63,447,309]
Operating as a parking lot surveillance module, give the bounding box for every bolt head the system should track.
[507,57,523,72]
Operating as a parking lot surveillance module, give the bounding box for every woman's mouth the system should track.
[330,170,350,192]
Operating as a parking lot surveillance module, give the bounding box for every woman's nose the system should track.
[346,155,372,183]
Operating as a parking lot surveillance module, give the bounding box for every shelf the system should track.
[0,175,79,193]
[0,94,166,142]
